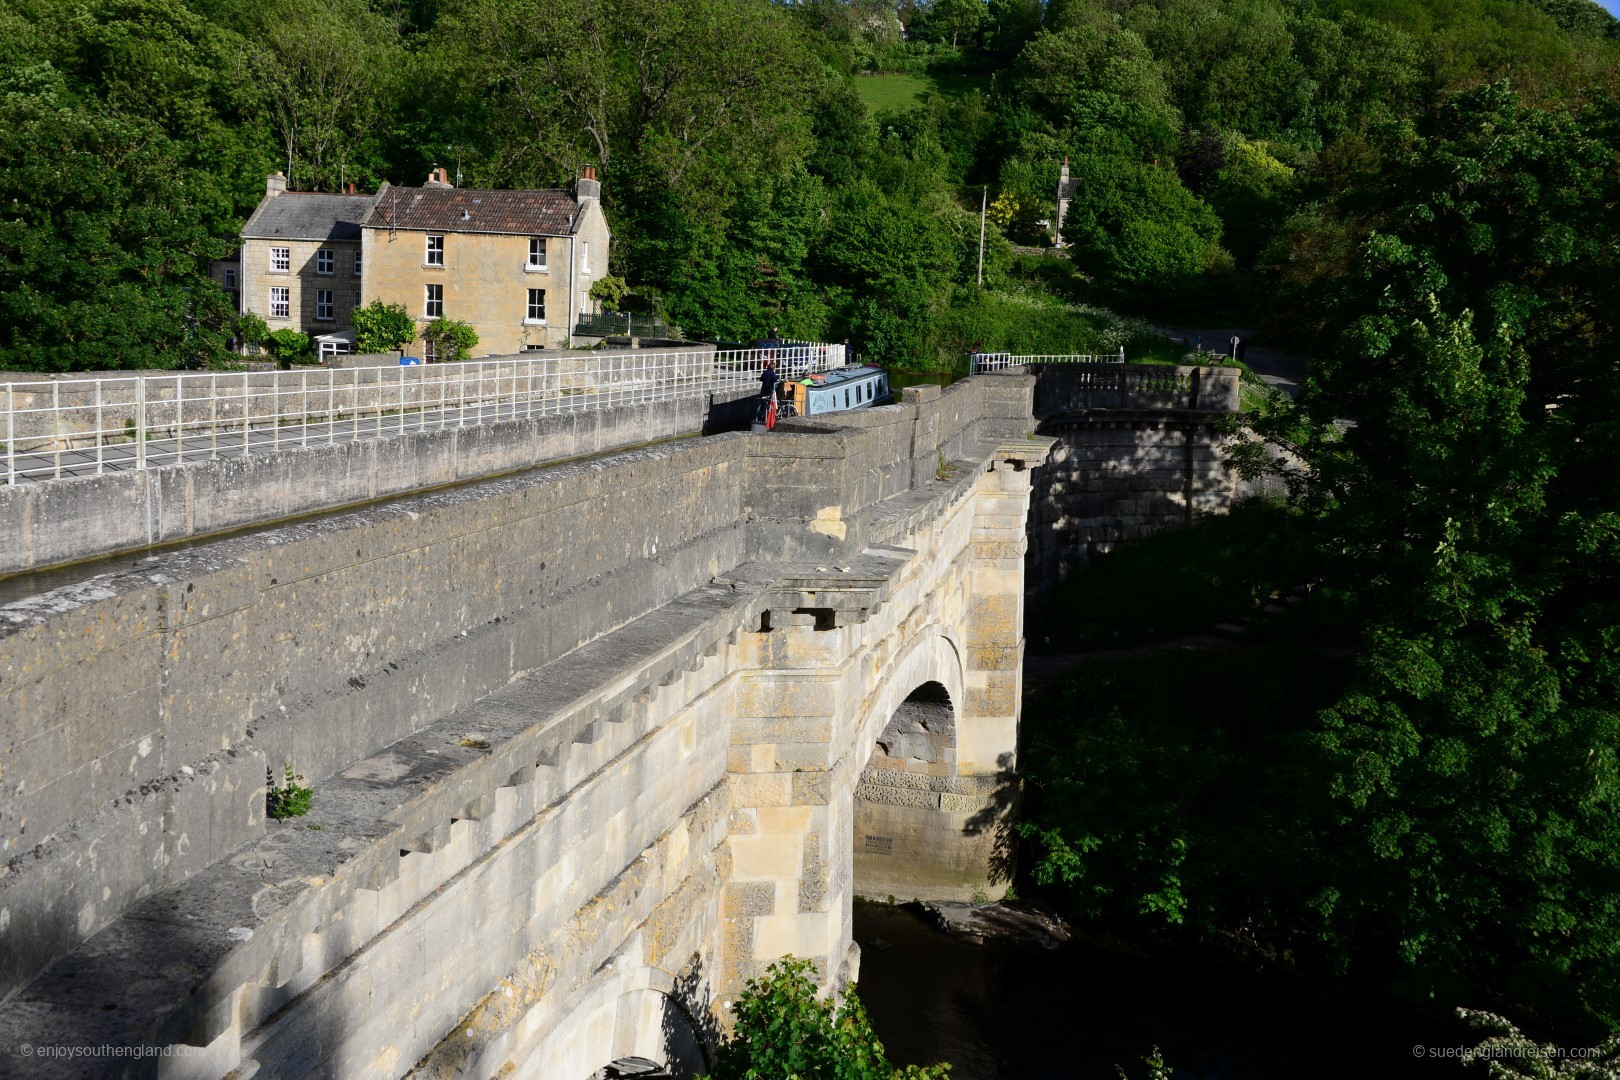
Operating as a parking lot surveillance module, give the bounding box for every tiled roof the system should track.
[362,186,582,237]
[242,193,379,242]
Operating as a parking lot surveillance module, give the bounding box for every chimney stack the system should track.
[425,167,451,189]
[577,165,601,205]
[266,172,288,197]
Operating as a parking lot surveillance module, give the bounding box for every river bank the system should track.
[853,901,1470,1080]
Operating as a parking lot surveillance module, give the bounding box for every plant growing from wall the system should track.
[351,300,416,353]
[266,765,313,819]
[265,328,312,368]
[421,318,478,363]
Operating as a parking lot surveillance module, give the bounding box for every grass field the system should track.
[854,70,990,114]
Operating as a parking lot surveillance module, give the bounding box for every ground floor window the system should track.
[422,338,438,362]
[315,289,333,321]
[269,286,290,318]
[526,288,546,323]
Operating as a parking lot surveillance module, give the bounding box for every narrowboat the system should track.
[786,364,890,417]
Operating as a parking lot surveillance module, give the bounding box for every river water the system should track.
[853,903,1465,1080]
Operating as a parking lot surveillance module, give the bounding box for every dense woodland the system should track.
[1,0,1617,371]
[5,0,1620,1061]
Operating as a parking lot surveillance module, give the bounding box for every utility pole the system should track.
[977,186,987,287]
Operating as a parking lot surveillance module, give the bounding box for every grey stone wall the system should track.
[0,369,1046,1074]
[1,347,722,448]
[0,433,753,1006]
[0,386,752,575]
[1026,363,1242,592]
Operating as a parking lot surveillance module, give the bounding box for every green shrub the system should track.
[265,328,313,368]
[266,765,313,819]
[706,957,949,1080]
[351,301,417,353]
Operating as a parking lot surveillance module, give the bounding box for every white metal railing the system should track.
[2,343,846,484]
[970,348,1126,374]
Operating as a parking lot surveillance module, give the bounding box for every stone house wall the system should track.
[361,199,612,358]
[240,235,364,338]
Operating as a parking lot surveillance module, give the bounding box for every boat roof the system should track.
[802,364,884,387]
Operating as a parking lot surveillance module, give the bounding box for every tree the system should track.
[422,318,478,362]
[0,0,258,371]
[1458,1010,1620,1078]
[351,301,416,353]
[705,958,950,1080]
[919,0,983,49]
[244,0,400,190]
[588,274,629,314]
[1058,155,1223,300]
[1252,83,1620,1027]
[237,311,270,354]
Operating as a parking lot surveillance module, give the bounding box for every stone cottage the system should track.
[223,168,612,358]
[359,167,613,358]
[233,174,377,354]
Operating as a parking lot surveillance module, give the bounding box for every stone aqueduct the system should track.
[0,362,1238,1078]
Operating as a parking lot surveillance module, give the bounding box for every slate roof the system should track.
[242,193,379,242]
[362,186,583,237]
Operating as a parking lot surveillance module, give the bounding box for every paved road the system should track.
[1152,324,1309,397]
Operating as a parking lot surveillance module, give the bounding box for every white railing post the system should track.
[4,385,13,486]
[51,381,60,480]
[94,378,104,475]
[135,377,147,471]
[273,369,281,452]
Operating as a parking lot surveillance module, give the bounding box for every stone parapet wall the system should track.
[0,433,753,1006]
[1,346,723,449]
[0,385,754,575]
[1032,362,1239,416]
[1028,407,1239,591]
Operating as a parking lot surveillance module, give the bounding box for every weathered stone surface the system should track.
[1028,370,1242,591]
[0,370,1077,1077]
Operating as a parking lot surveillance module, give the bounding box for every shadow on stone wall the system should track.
[960,751,1021,887]
[663,952,721,1075]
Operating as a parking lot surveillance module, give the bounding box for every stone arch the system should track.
[849,625,966,762]
[850,628,998,903]
[503,961,714,1079]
